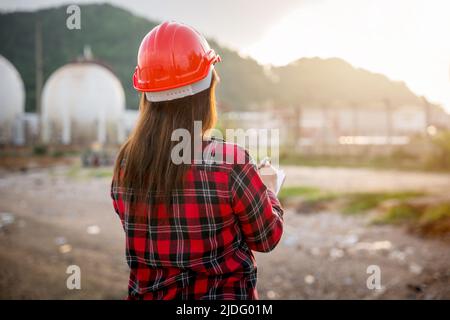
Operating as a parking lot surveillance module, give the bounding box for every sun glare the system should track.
[243,0,450,112]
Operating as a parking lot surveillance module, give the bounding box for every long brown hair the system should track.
[113,72,218,202]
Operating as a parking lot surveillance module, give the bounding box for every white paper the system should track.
[275,168,286,195]
[258,157,286,195]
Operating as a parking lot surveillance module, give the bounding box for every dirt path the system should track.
[256,210,450,299]
[283,166,450,193]
[0,166,449,299]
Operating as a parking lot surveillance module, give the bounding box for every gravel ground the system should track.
[0,166,449,299]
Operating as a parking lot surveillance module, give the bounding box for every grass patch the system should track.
[371,202,450,238]
[87,167,113,178]
[277,186,339,211]
[372,203,421,225]
[342,191,424,214]
[279,154,422,171]
[278,186,338,201]
[66,164,81,178]
[278,186,322,201]
[420,203,450,224]
[279,188,424,214]
[65,165,113,179]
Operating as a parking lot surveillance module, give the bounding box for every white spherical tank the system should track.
[0,55,25,145]
[41,61,126,145]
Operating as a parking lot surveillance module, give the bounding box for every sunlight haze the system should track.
[1,0,449,111]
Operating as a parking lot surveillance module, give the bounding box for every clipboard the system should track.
[275,168,286,195]
[258,157,286,195]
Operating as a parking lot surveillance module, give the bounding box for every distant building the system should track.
[123,109,139,138]
[21,113,40,145]
[0,55,25,145]
[220,111,284,147]
[220,101,450,154]
[297,103,427,146]
[41,61,126,145]
[392,105,427,134]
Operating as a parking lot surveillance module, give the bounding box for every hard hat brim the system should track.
[144,66,214,102]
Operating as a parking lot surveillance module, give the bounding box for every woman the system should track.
[111,21,284,300]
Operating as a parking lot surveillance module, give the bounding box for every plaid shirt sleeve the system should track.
[229,150,284,252]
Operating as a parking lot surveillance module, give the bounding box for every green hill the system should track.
[0,4,156,111]
[272,57,423,107]
[0,3,432,112]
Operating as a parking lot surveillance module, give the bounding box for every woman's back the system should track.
[111,139,283,299]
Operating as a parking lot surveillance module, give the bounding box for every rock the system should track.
[59,244,72,254]
[86,225,101,235]
[54,236,67,245]
[0,212,15,225]
[266,290,277,299]
[339,234,359,247]
[409,263,423,275]
[310,247,321,256]
[304,275,316,285]
[329,248,345,259]
[389,250,407,262]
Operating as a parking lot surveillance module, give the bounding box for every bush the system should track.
[52,150,64,158]
[33,144,48,156]
[425,130,450,170]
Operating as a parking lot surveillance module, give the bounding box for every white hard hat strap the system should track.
[145,66,214,102]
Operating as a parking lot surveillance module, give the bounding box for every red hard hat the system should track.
[133,21,221,102]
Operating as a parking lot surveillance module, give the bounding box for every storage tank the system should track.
[0,55,25,145]
[41,61,125,145]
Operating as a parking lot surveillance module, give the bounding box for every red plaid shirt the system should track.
[111,139,284,300]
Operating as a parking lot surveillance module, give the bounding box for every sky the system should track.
[1,0,449,112]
